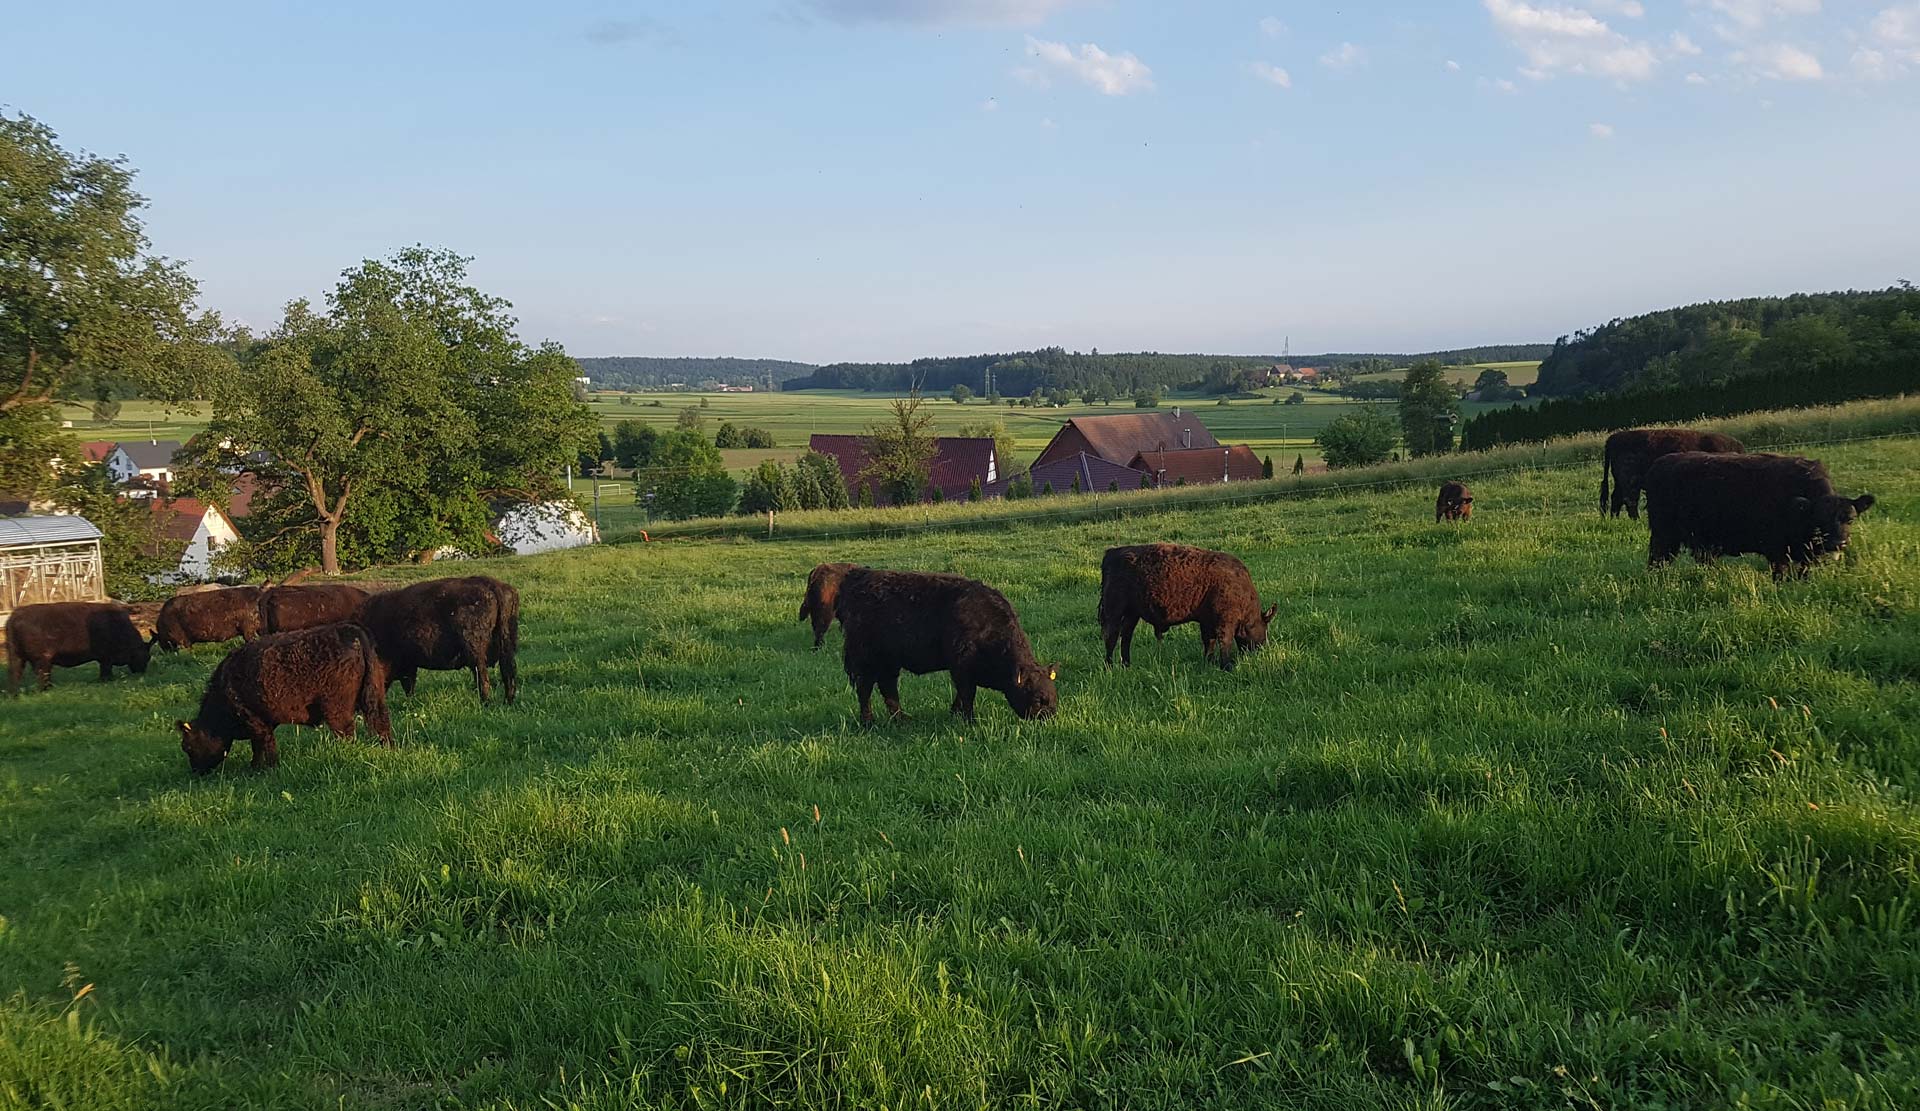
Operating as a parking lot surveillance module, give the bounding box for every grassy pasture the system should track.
[1352,361,1543,388]
[3,437,1918,1108]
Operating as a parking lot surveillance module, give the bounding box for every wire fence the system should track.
[601,427,1918,549]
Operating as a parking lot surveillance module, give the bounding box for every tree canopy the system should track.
[1398,360,1459,457]
[1316,406,1398,469]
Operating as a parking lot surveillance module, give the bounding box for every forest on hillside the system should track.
[1529,285,1920,397]
[574,357,817,390]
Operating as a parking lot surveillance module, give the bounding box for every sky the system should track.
[9,1,1920,363]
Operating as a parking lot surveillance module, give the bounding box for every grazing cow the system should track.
[798,562,862,649]
[6,602,152,694]
[1644,452,1874,579]
[154,586,266,650]
[835,568,1057,724]
[1601,428,1745,519]
[1435,481,1474,523]
[260,584,370,634]
[356,576,520,704]
[177,623,392,774]
[1098,543,1276,670]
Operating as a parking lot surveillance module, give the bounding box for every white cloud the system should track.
[1589,0,1646,16]
[1025,36,1155,95]
[1589,121,1616,137]
[803,0,1089,25]
[1685,69,1710,82]
[1248,61,1293,88]
[1478,75,1521,91]
[1446,58,1463,71]
[1320,42,1366,69]
[1732,41,1824,79]
[1669,31,1703,55]
[1259,16,1288,37]
[1852,47,1894,77]
[1870,4,1920,60]
[1706,0,1822,33]
[1482,0,1660,81]
[981,96,1001,111]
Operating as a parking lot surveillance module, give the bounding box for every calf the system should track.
[356,576,520,705]
[1644,452,1874,579]
[154,585,266,650]
[1099,543,1276,670]
[259,584,369,634]
[6,602,151,694]
[1435,481,1473,523]
[798,562,862,649]
[835,568,1056,724]
[1601,428,1745,519]
[178,623,392,773]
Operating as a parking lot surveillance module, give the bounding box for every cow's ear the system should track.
[1855,494,1876,514]
[1262,604,1278,623]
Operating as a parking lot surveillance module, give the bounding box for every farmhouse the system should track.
[1133,445,1265,487]
[148,497,241,583]
[996,451,1150,496]
[0,515,106,625]
[809,434,999,504]
[1032,412,1220,470]
[105,440,184,487]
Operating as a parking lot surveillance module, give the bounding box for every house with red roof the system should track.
[1025,410,1264,490]
[809,434,1000,505]
[1032,411,1219,470]
[1132,444,1265,487]
[146,497,240,583]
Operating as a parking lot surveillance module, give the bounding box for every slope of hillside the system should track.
[3,438,1917,1108]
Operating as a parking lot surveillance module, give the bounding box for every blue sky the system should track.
[10,1,1919,362]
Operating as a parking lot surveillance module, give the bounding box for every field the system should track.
[1352,361,1542,389]
[4,435,1917,1109]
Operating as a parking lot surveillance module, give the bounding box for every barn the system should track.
[0,515,107,626]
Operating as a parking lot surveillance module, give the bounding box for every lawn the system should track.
[3,437,1916,1108]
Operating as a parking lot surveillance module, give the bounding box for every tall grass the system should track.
[2,436,1917,1108]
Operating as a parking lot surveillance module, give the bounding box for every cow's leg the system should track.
[463,630,492,705]
[1647,532,1678,569]
[249,725,279,770]
[854,675,876,726]
[36,663,53,691]
[1624,485,1641,521]
[1200,617,1235,671]
[396,667,418,697]
[949,678,977,722]
[812,616,831,650]
[1120,619,1138,667]
[98,660,114,682]
[879,670,906,721]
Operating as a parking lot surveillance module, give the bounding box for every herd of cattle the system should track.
[2,426,1877,765]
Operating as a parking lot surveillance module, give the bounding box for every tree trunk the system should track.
[320,517,341,575]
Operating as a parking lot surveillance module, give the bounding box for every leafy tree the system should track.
[950,384,972,404]
[1399,359,1459,457]
[1108,480,1119,493]
[698,396,711,408]
[856,482,874,508]
[612,421,659,469]
[1286,391,1305,405]
[714,421,745,449]
[742,427,775,448]
[1070,474,1081,494]
[1470,368,1525,402]
[1139,473,1151,489]
[929,485,945,503]
[1080,385,1098,405]
[1317,406,1398,469]
[1048,388,1070,407]
[794,451,849,509]
[1133,388,1161,408]
[860,390,936,504]
[677,406,704,431]
[186,248,593,573]
[737,460,789,515]
[1040,482,1053,496]
[570,379,590,403]
[637,428,736,519]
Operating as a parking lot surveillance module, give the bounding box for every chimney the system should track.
[1183,428,1192,449]
[1173,405,1180,417]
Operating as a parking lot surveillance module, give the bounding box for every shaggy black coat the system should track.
[154,586,265,650]
[1601,428,1745,519]
[1644,452,1874,579]
[260,584,370,634]
[1098,543,1276,670]
[6,602,151,694]
[355,576,520,705]
[798,562,863,649]
[178,623,392,773]
[835,568,1056,724]
[1436,481,1474,523]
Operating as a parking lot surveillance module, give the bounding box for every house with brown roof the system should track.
[1032,411,1220,470]
[809,434,1000,505]
[146,497,240,583]
[1132,444,1264,487]
[989,451,1150,498]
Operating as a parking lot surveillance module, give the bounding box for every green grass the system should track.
[1354,361,1543,388]
[4,433,1918,1108]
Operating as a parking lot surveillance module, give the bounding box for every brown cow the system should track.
[1098,543,1275,670]
[154,586,266,650]
[259,584,369,634]
[178,623,392,773]
[355,576,520,704]
[798,562,862,649]
[1601,428,1745,519]
[1645,452,1874,579]
[1435,481,1473,523]
[835,568,1057,724]
[6,602,152,694]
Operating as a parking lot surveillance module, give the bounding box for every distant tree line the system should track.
[1298,344,1552,372]
[1461,358,1920,451]
[785,348,1275,397]
[574,357,817,391]
[1529,285,1920,398]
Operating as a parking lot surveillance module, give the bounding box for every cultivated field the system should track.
[4,437,1916,1108]
[1352,361,1543,388]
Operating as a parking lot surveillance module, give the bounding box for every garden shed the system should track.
[1,515,107,625]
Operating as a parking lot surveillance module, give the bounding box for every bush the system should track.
[637,429,736,519]
[1317,406,1399,469]
[742,427,775,448]
[714,422,745,449]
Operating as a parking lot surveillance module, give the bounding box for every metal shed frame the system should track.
[0,516,108,622]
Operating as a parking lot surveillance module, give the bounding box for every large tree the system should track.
[1398,359,1459,457]
[861,390,937,504]
[1,113,222,500]
[184,248,594,573]
[1317,406,1398,469]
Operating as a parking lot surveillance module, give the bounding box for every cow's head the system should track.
[1795,493,1875,556]
[1237,604,1279,653]
[129,633,153,673]
[177,720,232,775]
[1009,662,1058,720]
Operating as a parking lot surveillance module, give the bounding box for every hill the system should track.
[1530,284,1920,398]
[5,427,1916,1107]
[573,356,817,390]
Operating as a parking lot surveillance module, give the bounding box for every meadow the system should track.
[1352,362,1543,389]
[3,435,1917,1109]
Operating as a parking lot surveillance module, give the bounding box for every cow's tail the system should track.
[490,581,520,704]
[1599,440,1613,516]
[356,628,393,743]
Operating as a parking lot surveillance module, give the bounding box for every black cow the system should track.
[178,623,392,773]
[6,602,151,694]
[356,576,520,704]
[1435,481,1473,523]
[1644,452,1874,579]
[798,562,862,649]
[1098,543,1275,670]
[835,568,1057,724]
[154,586,266,650]
[1601,428,1745,519]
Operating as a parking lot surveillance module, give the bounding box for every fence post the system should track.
[768,509,775,537]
